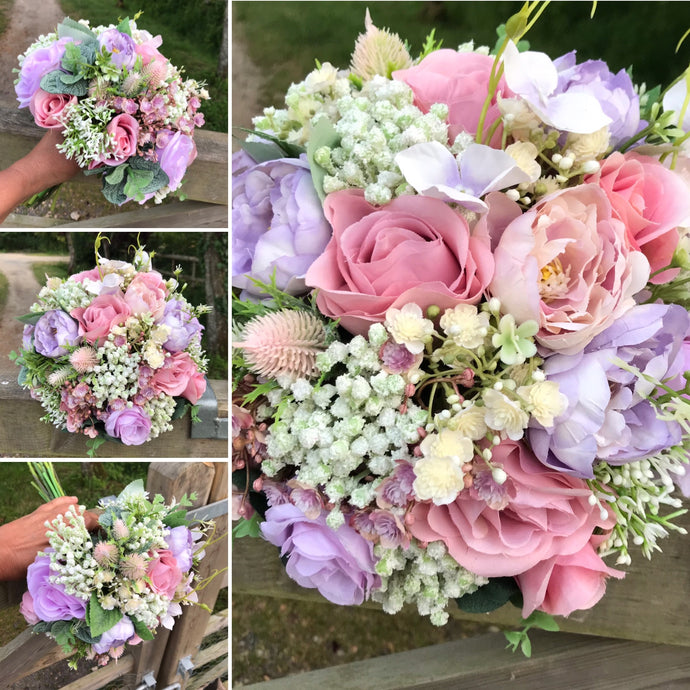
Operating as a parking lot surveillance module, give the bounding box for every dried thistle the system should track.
[233,309,326,380]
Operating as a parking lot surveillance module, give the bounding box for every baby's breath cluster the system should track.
[372,540,487,625]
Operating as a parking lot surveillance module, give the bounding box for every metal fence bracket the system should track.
[134,671,157,690]
[190,381,228,440]
[177,654,195,679]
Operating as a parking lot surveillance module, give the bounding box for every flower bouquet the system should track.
[14,14,208,204]
[20,464,209,668]
[232,4,690,650]
[11,241,209,456]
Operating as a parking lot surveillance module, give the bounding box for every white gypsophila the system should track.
[372,541,486,625]
[32,279,93,313]
[439,304,490,349]
[482,388,529,440]
[34,387,68,429]
[517,380,568,427]
[90,340,141,406]
[57,97,115,167]
[384,303,434,354]
[143,394,176,439]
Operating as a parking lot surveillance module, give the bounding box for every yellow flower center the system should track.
[539,258,570,302]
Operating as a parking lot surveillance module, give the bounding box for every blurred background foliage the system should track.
[234,1,690,114]
[0,232,228,379]
[59,0,228,131]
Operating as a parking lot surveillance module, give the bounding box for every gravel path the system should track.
[0,0,64,103]
[0,253,68,377]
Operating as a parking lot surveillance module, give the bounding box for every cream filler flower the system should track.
[517,381,568,427]
[482,388,529,440]
[439,304,489,349]
[413,429,474,505]
[448,402,488,441]
[385,303,434,354]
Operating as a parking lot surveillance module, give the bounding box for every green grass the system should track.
[234,1,690,115]
[0,0,12,35]
[31,261,69,285]
[0,269,8,318]
[59,0,227,131]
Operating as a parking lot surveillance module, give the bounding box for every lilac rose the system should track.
[159,299,203,352]
[156,130,197,191]
[232,151,331,297]
[98,29,137,70]
[34,310,81,357]
[260,503,380,606]
[529,303,690,478]
[26,551,87,622]
[165,526,195,572]
[92,615,135,654]
[22,324,34,350]
[105,406,152,445]
[15,38,74,108]
[552,52,643,148]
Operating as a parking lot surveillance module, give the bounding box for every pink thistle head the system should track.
[93,541,119,566]
[233,310,326,381]
[113,518,130,540]
[70,347,99,373]
[119,553,148,580]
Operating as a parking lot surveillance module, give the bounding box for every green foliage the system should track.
[132,616,155,641]
[455,576,521,614]
[86,592,123,637]
[306,117,341,202]
[101,158,169,204]
[504,610,560,657]
[417,28,443,60]
[40,69,90,97]
[232,512,263,539]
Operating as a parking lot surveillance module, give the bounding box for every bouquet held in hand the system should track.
[232,4,690,651]
[14,14,208,204]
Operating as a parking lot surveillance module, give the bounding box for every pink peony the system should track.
[71,293,132,345]
[586,152,690,283]
[150,351,200,399]
[408,440,611,578]
[69,267,102,283]
[305,189,494,335]
[489,185,649,355]
[102,113,139,166]
[29,88,76,129]
[147,549,183,599]
[516,537,624,618]
[393,49,511,146]
[124,271,167,319]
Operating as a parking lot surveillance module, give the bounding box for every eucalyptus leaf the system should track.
[105,164,128,186]
[239,138,288,164]
[39,70,89,97]
[233,126,306,158]
[102,178,128,205]
[57,16,98,42]
[455,577,520,614]
[306,116,340,202]
[16,311,46,325]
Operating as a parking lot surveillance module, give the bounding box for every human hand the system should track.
[0,130,81,224]
[0,496,100,581]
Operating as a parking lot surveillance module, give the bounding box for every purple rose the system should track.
[22,324,34,350]
[260,503,380,606]
[92,615,135,654]
[157,130,197,191]
[26,552,87,622]
[159,299,203,352]
[166,526,195,572]
[105,406,152,445]
[34,310,81,357]
[98,29,137,70]
[553,52,643,148]
[232,152,331,297]
[15,38,74,108]
[529,303,690,477]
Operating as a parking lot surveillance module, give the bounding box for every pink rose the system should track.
[102,113,139,166]
[408,440,612,577]
[147,549,183,599]
[305,190,494,335]
[69,267,102,283]
[134,34,164,65]
[29,88,76,129]
[393,50,511,146]
[516,537,624,618]
[20,591,39,625]
[71,293,132,345]
[182,370,206,405]
[586,152,690,283]
[150,351,200,398]
[124,271,168,319]
[489,185,650,355]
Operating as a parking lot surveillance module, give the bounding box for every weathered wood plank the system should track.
[187,657,229,690]
[192,639,228,669]
[0,627,68,683]
[232,508,690,647]
[147,462,216,509]
[0,376,228,458]
[58,200,228,228]
[237,630,690,690]
[205,609,229,637]
[0,104,228,206]
[57,655,135,690]
[0,580,25,610]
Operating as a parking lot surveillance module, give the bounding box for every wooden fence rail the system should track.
[0,461,229,689]
[0,102,228,228]
[0,375,228,458]
[232,510,690,687]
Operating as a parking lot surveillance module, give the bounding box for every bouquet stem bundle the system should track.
[28,461,65,502]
